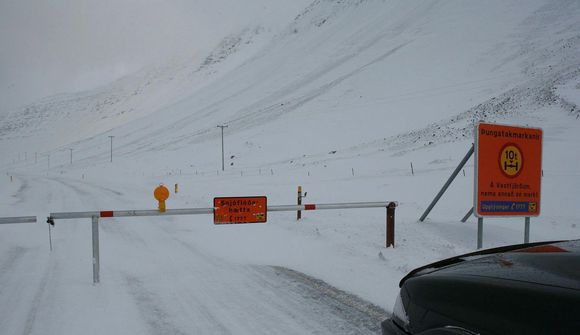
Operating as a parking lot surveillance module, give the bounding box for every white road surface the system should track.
[0,175,387,334]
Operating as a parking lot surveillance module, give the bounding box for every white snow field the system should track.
[1,0,580,334]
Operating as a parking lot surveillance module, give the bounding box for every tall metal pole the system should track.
[108,136,114,163]
[217,125,228,171]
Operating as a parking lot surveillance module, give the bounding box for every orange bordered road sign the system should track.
[214,196,267,224]
[475,123,542,217]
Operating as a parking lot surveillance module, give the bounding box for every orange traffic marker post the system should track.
[154,184,170,212]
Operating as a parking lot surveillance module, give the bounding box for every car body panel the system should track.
[383,240,580,335]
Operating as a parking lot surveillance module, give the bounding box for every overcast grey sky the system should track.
[0,0,307,112]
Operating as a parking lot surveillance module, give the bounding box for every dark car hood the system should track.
[405,240,580,290]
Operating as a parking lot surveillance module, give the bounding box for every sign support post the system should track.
[477,217,483,249]
[524,217,530,243]
[461,207,474,223]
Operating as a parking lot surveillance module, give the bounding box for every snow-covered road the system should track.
[0,175,387,334]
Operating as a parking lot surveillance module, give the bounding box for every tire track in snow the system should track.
[0,245,51,335]
[21,261,54,335]
[39,176,188,334]
[270,266,389,330]
[0,177,58,335]
[0,246,28,294]
[165,230,389,334]
[124,275,191,335]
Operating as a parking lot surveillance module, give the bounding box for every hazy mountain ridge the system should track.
[1,0,579,167]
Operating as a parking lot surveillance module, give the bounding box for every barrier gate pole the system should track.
[50,201,397,284]
[92,216,100,284]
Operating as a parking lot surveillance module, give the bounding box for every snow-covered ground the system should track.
[1,0,580,334]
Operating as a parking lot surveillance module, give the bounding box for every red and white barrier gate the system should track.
[48,201,397,284]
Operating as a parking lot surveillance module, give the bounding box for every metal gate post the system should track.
[91,216,100,284]
[477,217,483,249]
[386,202,396,248]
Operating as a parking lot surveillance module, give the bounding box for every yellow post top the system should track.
[154,184,170,202]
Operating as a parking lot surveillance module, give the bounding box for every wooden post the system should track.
[297,186,302,221]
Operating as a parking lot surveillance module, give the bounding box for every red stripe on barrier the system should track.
[100,211,114,218]
[304,204,316,210]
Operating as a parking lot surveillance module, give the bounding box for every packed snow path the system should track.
[0,175,387,334]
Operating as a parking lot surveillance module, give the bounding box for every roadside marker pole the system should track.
[49,201,397,284]
[108,136,114,163]
[297,186,302,220]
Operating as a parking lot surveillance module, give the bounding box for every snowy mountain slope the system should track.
[5,0,579,171]
[1,1,580,334]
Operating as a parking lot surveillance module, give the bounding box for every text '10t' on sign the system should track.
[213,196,267,224]
[474,123,542,217]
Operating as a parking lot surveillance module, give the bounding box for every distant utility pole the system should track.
[217,125,228,171]
[108,136,114,163]
[69,148,73,165]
